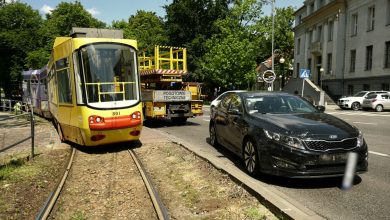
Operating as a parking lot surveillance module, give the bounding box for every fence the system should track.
[0,99,35,158]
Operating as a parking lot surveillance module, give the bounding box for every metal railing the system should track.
[0,99,35,158]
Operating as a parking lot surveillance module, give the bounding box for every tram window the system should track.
[57,69,72,104]
[73,52,85,104]
[80,43,139,104]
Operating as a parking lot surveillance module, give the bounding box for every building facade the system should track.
[293,0,390,99]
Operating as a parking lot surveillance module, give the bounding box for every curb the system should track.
[146,127,325,220]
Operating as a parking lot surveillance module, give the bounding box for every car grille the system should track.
[304,138,357,152]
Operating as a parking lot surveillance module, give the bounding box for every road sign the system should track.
[262,70,276,83]
[299,69,310,79]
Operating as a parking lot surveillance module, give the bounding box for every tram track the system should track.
[36,146,169,220]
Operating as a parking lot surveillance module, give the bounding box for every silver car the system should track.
[362,93,390,112]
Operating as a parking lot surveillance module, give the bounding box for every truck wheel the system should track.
[171,117,187,125]
[351,102,360,111]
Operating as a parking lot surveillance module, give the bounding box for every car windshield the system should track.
[353,91,367,97]
[245,95,318,114]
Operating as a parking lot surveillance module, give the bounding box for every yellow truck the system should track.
[139,46,203,124]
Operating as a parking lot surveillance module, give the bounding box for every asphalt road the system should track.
[145,106,390,220]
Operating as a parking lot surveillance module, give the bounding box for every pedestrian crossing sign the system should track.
[299,69,310,78]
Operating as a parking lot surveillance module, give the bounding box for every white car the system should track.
[337,91,389,110]
[210,90,246,115]
[362,93,390,112]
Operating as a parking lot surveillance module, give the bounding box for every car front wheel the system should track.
[209,123,219,147]
[351,102,360,111]
[243,138,260,176]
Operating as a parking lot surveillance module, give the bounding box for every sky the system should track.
[19,0,304,25]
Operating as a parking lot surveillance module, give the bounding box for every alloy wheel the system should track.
[209,123,217,146]
[375,105,383,112]
[351,102,360,111]
[243,140,258,175]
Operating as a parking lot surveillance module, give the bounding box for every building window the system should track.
[382,83,390,91]
[296,63,300,78]
[298,15,302,25]
[351,13,358,36]
[310,2,315,14]
[363,84,370,91]
[308,58,312,72]
[297,38,301,55]
[328,21,333,41]
[309,30,313,44]
[348,85,354,95]
[387,0,390,25]
[350,50,356,72]
[366,45,373,70]
[327,53,332,74]
[385,41,390,68]
[317,25,323,42]
[368,6,375,31]
[318,0,325,8]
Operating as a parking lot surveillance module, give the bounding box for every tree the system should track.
[113,10,168,52]
[43,1,105,38]
[199,0,266,89]
[0,2,43,97]
[164,0,231,75]
[40,1,106,59]
[254,7,295,74]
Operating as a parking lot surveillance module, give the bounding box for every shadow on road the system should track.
[70,140,142,155]
[143,118,200,128]
[205,137,363,190]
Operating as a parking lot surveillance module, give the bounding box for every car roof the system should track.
[234,91,293,98]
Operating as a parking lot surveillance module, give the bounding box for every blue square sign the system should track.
[299,69,310,79]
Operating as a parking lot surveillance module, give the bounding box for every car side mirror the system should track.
[316,105,325,112]
[228,109,242,115]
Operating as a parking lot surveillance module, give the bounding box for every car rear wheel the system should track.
[243,139,260,176]
[209,123,219,147]
[351,102,360,111]
[375,105,384,112]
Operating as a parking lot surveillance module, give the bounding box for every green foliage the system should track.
[164,0,231,76]
[113,10,168,51]
[199,0,266,89]
[44,1,106,37]
[0,1,43,96]
[254,7,295,70]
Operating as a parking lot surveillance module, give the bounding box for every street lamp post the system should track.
[320,67,324,90]
[271,0,275,72]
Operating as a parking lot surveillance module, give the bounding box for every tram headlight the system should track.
[95,117,102,123]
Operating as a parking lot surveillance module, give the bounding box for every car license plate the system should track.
[320,153,347,163]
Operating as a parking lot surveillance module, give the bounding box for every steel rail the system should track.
[35,147,76,220]
[128,149,170,220]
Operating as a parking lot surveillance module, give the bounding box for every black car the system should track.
[209,91,368,178]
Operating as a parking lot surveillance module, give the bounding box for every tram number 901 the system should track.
[112,111,120,116]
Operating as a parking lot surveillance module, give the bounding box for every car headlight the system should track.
[264,130,305,150]
[357,130,364,147]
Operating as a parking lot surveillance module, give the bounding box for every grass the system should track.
[244,206,268,220]
[0,158,26,181]
[70,210,86,220]
[0,153,50,182]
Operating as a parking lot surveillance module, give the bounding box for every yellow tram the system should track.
[47,28,142,146]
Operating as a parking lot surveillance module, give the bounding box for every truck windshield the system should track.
[79,43,139,108]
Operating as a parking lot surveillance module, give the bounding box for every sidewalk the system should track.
[0,112,66,163]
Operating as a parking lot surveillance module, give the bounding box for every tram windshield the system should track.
[78,43,139,108]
